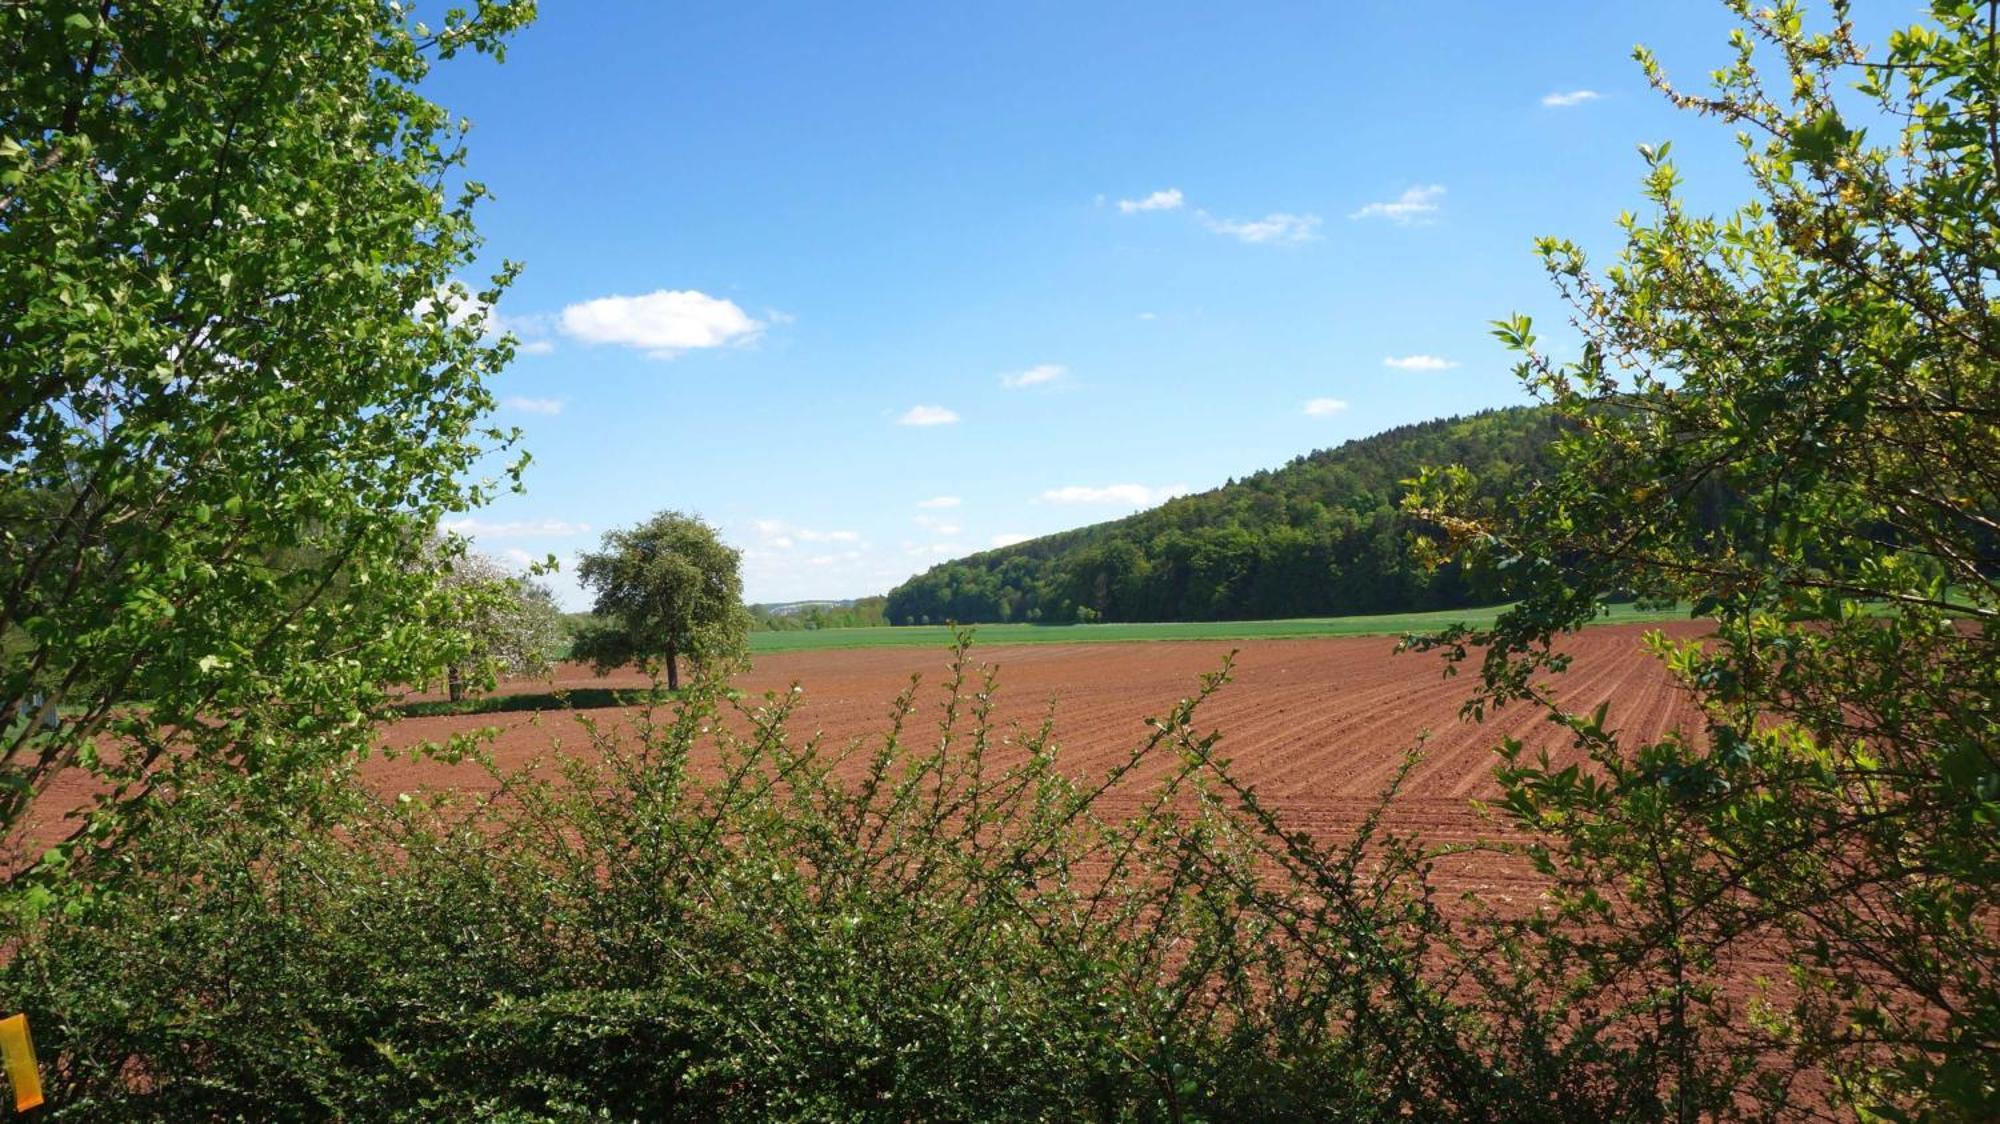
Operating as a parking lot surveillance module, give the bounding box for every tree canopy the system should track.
[1409,1,1999,1111]
[572,512,749,690]
[0,0,533,863]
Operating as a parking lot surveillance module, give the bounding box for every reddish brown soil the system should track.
[11,622,1711,897]
[357,620,1710,901]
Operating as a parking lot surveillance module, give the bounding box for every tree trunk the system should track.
[447,664,464,703]
[665,641,679,692]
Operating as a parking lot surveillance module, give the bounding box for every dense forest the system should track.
[886,407,1567,624]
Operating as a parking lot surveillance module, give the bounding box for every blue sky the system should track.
[423,1,1893,608]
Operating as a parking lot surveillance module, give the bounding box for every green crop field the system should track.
[744,602,1689,654]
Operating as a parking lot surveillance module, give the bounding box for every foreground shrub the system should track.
[5,638,1663,1123]
[1409,2,1998,1117]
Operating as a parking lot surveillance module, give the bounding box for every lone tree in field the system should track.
[1410,1,1998,1114]
[0,1,533,862]
[572,512,748,690]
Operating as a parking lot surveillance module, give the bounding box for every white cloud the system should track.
[1117,188,1184,214]
[1541,89,1600,108]
[990,533,1032,548]
[1000,363,1067,389]
[1136,311,1158,321]
[1201,211,1322,244]
[503,395,565,415]
[1349,184,1445,225]
[916,496,961,509]
[1039,483,1189,506]
[491,310,558,354]
[914,514,962,535]
[1383,354,1460,371]
[751,520,797,549]
[502,547,538,570]
[441,518,591,538]
[1303,397,1349,416]
[740,544,916,604]
[753,519,858,548]
[897,404,960,426]
[559,289,764,359]
[1116,189,1319,244]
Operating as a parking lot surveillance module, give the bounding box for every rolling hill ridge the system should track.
[885,406,1566,624]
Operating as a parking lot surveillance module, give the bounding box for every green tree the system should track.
[0,1,534,864]
[1409,2,1998,1114]
[572,512,748,691]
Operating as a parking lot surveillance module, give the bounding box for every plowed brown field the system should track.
[11,621,1710,898]
[355,619,1710,901]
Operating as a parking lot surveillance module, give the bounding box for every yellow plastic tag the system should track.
[0,1014,43,1112]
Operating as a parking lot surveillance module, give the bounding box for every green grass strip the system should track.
[744,602,1688,654]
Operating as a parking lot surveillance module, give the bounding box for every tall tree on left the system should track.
[0,0,536,872]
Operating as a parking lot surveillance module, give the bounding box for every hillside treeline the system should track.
[886,407,1564,624]
[749,596,890,631]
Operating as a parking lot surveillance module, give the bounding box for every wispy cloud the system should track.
[559,289,764,359]
[1000,363,1067,389]
[1117,189,1320,245]
[1201,211,1322,244]
[1383,354,1460,372]
[1039,483,1189,506]
[1117,188,1184,214]
[494,310,558,355]
[914,515,962,535]
[916,496,961,509]
[753,520,861,549]
[503,396,565,415]
[897,405,960,427]
[736,529,917,605]
[1349,184,1445,225]
[990,533,1032,548]
[1303,397,1348,416]
[442,518,592,538]
[751,520,797,549]
[1541,89,1600,108]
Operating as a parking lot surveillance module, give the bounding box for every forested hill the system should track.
[885,406,1565,625]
